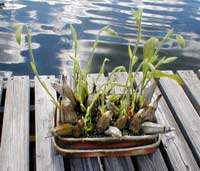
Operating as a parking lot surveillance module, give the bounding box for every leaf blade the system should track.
[143,37,159,59]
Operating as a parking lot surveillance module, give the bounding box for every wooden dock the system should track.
[0,70,200,171]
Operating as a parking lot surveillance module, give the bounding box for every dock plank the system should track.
[35,76,64,171]
[136,73,199,170]
[134,149,167,171]
[0,76,3,103]
[70,157,101,171]
[0,76,30,171]
[113,72,168,171]
[0,76,3,145]
[103,156,135,171]
[177,70,200,115]
[159,71,200,164]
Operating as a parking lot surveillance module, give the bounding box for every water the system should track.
[0,0,200,77]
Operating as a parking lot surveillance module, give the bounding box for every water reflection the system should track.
[0,0,200,77]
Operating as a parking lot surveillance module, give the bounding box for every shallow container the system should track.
[52,108,160,157]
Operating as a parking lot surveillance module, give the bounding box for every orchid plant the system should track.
[16,8,184,137]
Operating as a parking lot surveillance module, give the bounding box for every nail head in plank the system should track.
[136,72,199,170]
[177,70,200,115]
[0,76,30,171]
[111,72,167,171]
[159,71,200,163]
[35,76,64,171]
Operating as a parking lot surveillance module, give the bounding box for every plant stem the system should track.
[25,25,61,109]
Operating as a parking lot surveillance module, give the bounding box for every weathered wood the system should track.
[35,76,64,171]
[136,73,199,170]
[0,76,30,171]
[0,76,3,103]
[70,157,101,171]
[135,149,168,171]
[103,156,135,171]
[177,70,200,115]
[0,76,3,144]
[113,72,168,171]
[159,71,200,164]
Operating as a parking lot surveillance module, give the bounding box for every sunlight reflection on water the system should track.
[0,0,200,76]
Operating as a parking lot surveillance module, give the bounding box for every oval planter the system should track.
[52,108,161,157]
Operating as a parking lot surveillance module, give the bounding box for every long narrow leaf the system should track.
[147,70,183,85]
[70,24,78,57]
[143,37,158,59]
[16,24,23,45]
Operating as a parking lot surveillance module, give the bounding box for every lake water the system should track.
[0,0,200,77]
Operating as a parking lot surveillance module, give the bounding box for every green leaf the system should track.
[131,56,138,67]
[176,35,185,48]
[132,8,143,25]
[16,24,23,45]
[147,70,183,85]
[163,30,173,41]
[138,8,143,19]
[132,9,138,20]
[128,44,133,60]
[163,57,177,64]
[149,55,158,64]
[102,27,118,36]
[155,57,166,68]
[143,37,158,59]
[70,24,78,57]
[96,58,109,82]
[107,94,122,102]
[110,66,126,75]
[148,62,155,71]
[99,58,109,74]
[142,59,149,75]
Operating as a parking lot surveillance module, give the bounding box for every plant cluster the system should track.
[16,8,184,138]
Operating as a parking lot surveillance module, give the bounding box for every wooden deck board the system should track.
[0,71,199,170]
[70,157,101,171]
[177,70,200,115]
[35,76,64,171]
[134,149,167,171]
[0,76,30,171]
[103,156,135,171]
[159,71,200,164]
[0,76,3,103]
[136,72,199,170]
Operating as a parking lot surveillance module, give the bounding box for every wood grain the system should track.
[135,149,167,171]
[177,70,200,115]
[35,76,64,171]
[136,72,199,170]
[159,71,200,164]
[0,76,30,171]
[70,157,102,171]
[0,76,3,103]
[103,156,135,171]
